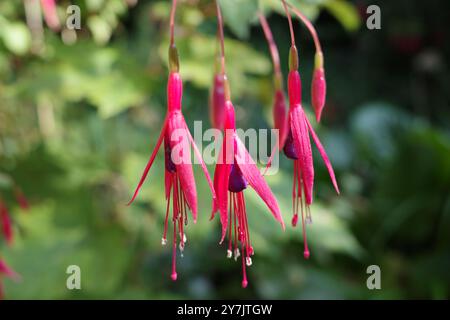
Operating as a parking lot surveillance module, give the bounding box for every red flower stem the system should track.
[169,0,178,46]
[215,0,227,77]
[281,0,296,47]
[241,195,251,254]
[286,1,323,54]
[258,12,283,89]
[172,217,178,280]
[241,242,248,288]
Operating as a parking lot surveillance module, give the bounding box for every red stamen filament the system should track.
[162,171,190,281]
[226,191,252,288]
[293,160,310,259]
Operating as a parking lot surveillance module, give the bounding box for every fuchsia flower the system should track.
[0,201,13,246]
[211,95,285,288]
[283,45,339,258]
[40,0,60,31]
[0,258,20,300]
[128,39,216,281]
[280,1,339,259]
[211,2,284,288]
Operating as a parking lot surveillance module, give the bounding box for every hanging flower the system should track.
[283,45,339,259]
[211,84,285,288]
[128,43,216,281]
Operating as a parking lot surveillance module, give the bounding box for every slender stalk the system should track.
[169,0,178,46]
[281,0,295,46]
[286,1,322,53]
[215,0,227,75]
[258,12,282,82]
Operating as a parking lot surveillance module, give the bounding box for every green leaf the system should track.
[219,0,258,39]
[323,0,361,32]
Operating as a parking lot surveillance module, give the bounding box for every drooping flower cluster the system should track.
[278,0,339,258]
[128,0,340,287]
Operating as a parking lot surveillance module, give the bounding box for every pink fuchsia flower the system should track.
[209,72,226,130]
[211,93,285,288]
[40,0,60,31]
[0,201,13,246]
[0,258,20,300]
[212,0,283,288]
[283,46,339,258]
[128,45,216,281]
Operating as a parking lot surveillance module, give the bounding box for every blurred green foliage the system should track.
[0,0,449,299]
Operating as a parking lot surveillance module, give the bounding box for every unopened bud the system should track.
[311,64,326,122]
[246,257,252,266]
[161,238,167,246]
[227,249,232,258]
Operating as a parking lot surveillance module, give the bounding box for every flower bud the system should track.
[209,74,226,130]
[273,90,288,149]
[311,52,326,122]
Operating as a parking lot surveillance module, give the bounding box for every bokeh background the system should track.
[0,0,449,299]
